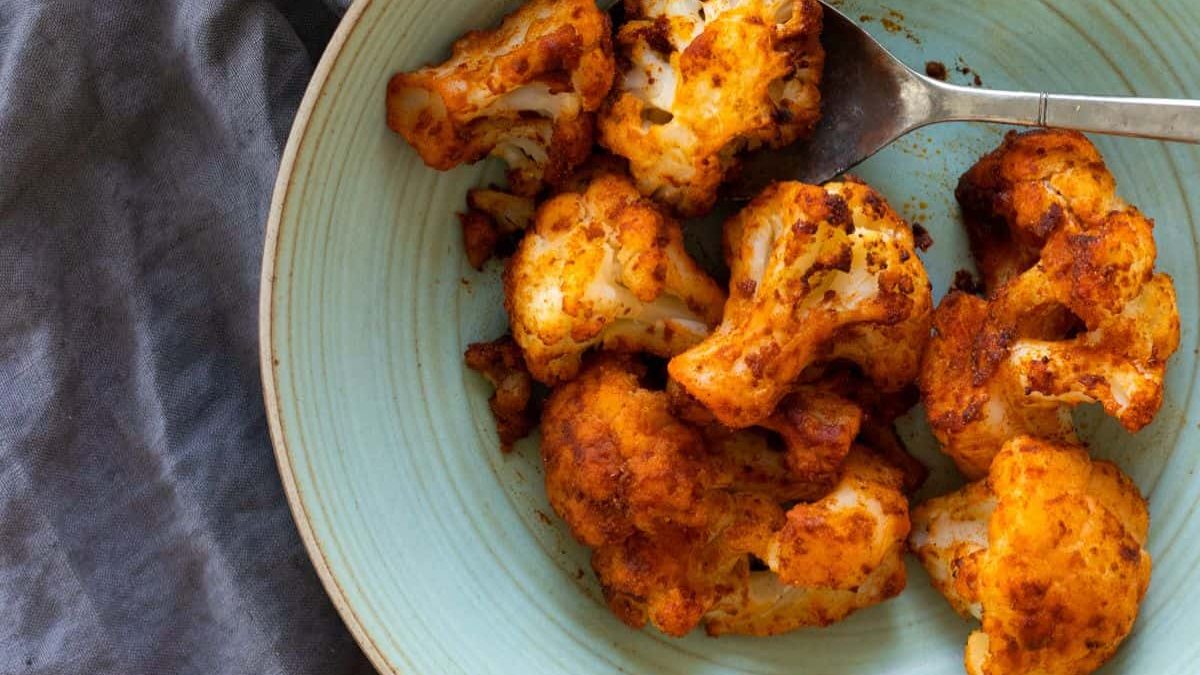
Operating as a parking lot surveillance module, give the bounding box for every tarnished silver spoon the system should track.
[726,0,1200,198]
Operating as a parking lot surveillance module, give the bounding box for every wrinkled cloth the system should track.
[0,0,374,672]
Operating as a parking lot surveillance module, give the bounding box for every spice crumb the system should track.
[912,223,934,251]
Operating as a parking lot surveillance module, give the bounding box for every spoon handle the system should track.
[926,80,1200,143]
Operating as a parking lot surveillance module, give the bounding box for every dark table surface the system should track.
[0,1,374,672]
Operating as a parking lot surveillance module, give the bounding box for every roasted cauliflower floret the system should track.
[542,354,723,547]
[598,0,825,216]
[464,336,538,451]
[956,129,1122,292]
[910,437,1151,675]
[925,130,1181,477]
[541,354,776,635]
[669,179,932,428]
[387,0,615,195]
[505,172,726,385]
[706,446,910,635]
[759,386,862,490]
[459,188,536,269]
[543,355,911,637]
[921,292,1078,479]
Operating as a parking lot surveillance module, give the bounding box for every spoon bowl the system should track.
[726,0,1200,198]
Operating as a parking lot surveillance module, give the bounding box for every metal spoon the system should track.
[726,0,1200,198]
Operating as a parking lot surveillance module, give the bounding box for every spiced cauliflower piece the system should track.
[464,336,538,451]
[505,172,725,385]
[920,291,1078,479]
[387,0,615,195]
[924,130,1180,478]
[599,0,825,216]
[705,446,910,635]
[956,129,1123,292]
[759,385,862,490]
[542,355,910,637]
[910,437,1151,675]
[459,188,536,269]
[669,179,932,428]
[541,354,779,635]
[467,187,536,234]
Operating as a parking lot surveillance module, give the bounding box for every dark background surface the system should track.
[0,0,374,672]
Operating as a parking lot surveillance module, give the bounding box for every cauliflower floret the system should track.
[464,336,538,451]
[921,292,1078,479]
[543,355,911,637]
[541,354,780,635]
[505,172,726,385]
[459,188,536,269]
[907,478,996,619]
[598,0,824,216]
[669,179,932,428]
[910,437,1151,675]
[924,131,1181,478]
[956,129,1122,292]
[386,0,615,195]
[468,187,536,234]
[759,386,862,490]
[541,354,724,547]
[705,446,910,635]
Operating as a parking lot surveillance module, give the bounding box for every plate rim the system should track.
[257,0,398,673]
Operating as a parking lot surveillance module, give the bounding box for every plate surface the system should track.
[261,1,1200,672]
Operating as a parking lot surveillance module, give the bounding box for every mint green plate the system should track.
[261,1,1200,672]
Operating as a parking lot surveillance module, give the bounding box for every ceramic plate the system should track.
[261,1,1200,672]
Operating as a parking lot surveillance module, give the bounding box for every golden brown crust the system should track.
[463,336,538,451]
[911,437,1151,675]
[925,130,1181,477]
[598,0,825,216]
[981,438,1150,675]
[769,447,909,589]
[505,171,725,385]
[387,0,615,195]
[668,180,932,428]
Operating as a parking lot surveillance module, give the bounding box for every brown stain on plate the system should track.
[859,7,922,45]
